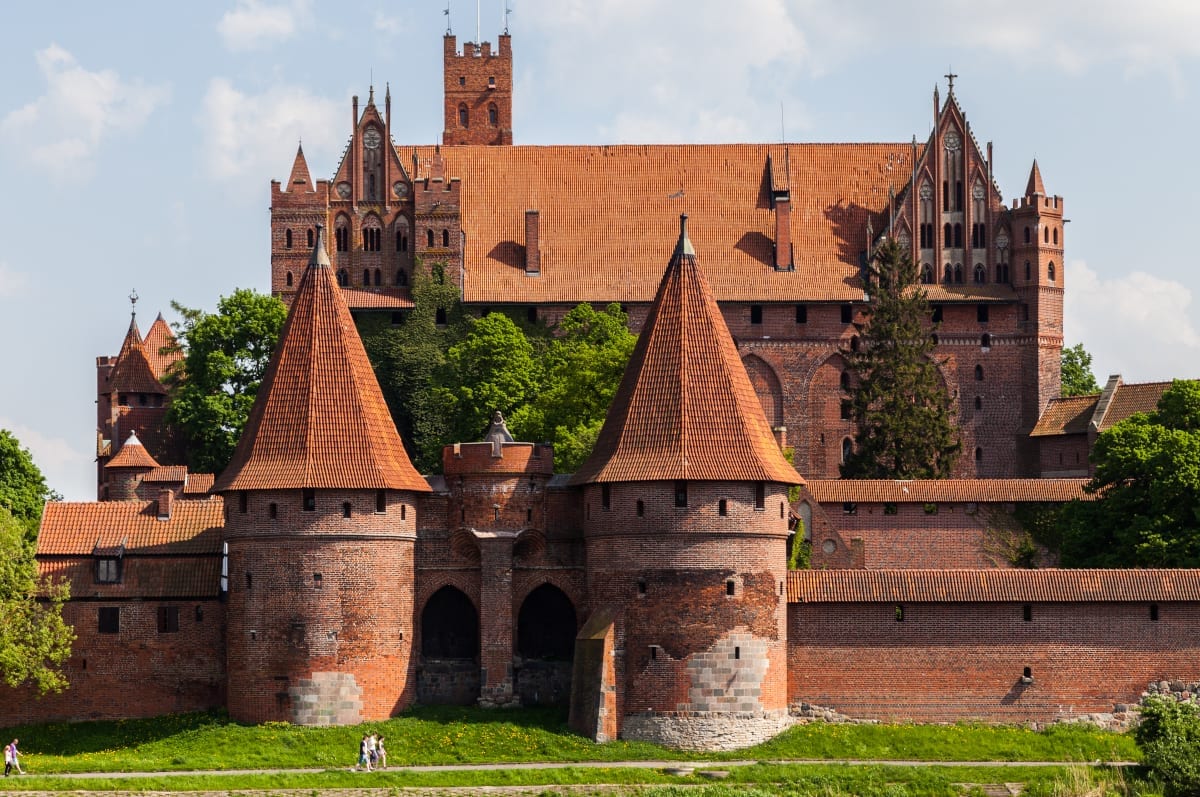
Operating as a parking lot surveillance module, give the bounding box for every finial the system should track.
[674,214,695,258]
[368,71,374,104]
[129,289,139,318]
[309,224,331,268]
[945,68,957,94]
[444,0,452,35]
[504,3,512,34]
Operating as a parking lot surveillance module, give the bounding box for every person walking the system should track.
[376,735,387,769]
[4,739,22,776]
[357,734,372,771]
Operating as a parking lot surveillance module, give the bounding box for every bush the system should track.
[1134,695,1200,796]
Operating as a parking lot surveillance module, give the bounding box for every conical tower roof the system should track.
[571,215,802,486]
[287,143,313,192]
[143,313,181,380]
[109,320,167,395]
[213,226,430,493]
[106,432,161,470]
[1025,159,1045,196]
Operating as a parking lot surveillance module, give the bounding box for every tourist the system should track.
[367,732,378,769]
[357,734,372,771]
[376,735,387,769]
[4,739,21,776]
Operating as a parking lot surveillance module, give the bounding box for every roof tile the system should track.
[1098,381,1172,431]
[802,478,1091,503]
[37,499,225,555]
[1030,395,1097,437]
[105,433,161,470]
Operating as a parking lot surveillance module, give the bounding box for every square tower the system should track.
[443,34,513,146]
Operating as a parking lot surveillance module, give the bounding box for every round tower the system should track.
[214,226,431,724]
[104,432,159,501]
[569,216,802,750]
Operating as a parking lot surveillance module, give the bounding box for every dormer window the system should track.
[96,557,121,584]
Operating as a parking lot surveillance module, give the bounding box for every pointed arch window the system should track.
[458,103,469,128]
[337,269,349,287]
[975,364,984,381]
[921,263,934,284]
[442,229,451,247]
[1044,227,1050,244]
[363,269,370,285]
[1053,227,1059,245]
[395,269,408,286]
[954,264,963,284]
[374,268,382,286]
[1047,262,1056,282]
[841,437,853,464]
[427,229,435,247]
[1025,261,1032,281]
[1024,227,1031,244]
[953,223,963,248]
[943,263,953,283]
[943,223,952,248]
[335,225,349,252]
[306,228,315,248]
[285,229,293,249]
[974,264,986,284]
[285,271,293,287]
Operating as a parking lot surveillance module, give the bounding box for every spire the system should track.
[570,215,802,486]
[213,226,430,493]
[143,312,180,380]
[287,143,312,191]
[110,310,166,396]
[1025,159,1045,196]
[106,432,161,470]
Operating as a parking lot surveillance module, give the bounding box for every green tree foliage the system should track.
[1134,695,1200,796]
[0,507,73,694]
[841,237,960,479]
[0,430,59,540]
[1058,380,1200,567]
[165,289,288,475]
[1060,342,1100,397]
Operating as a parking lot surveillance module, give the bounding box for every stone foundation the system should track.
[515,659,572,706]
[288,671,363,725]
[621,709,793,750]
[417,659,480,705]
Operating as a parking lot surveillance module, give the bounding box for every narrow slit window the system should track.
[755,482,765,510]
[718,499,727,516]
[674,481,688,508]
[1023,604,1032,622]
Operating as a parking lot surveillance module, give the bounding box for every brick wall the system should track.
[788,600,1200,723]
[442,35,513,146]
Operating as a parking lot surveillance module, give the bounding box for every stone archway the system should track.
[514,583,577,705]
[417,586,480,705]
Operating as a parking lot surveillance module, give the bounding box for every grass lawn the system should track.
[0,705,1139,775]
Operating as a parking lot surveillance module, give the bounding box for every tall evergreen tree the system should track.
[841,237,960,479]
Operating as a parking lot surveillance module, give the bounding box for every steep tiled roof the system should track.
[802,478,1091,504]
[36,499,224,555]
[409,143,921,304]
[571,216,802,486]
[341,287,415,310]
[214,227,430,492]
[105,433,161,470]
[922,283,1016,303]
[1025,159,1045,196]
[287,143,314,192]
[38,558,222,599]
[143,313,181,380]
[117,315,142,359]
[109,335,167,395]
[788,568,1200,604]
[1030,395,1098,437]
[1097,381,1172,432]
[183,473,215,495]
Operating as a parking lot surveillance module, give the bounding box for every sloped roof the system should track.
[788,568,1200,604]
[1026,159,1045,196]
[571,216,802,486]
[36,499,224,555]
[287,143,314,192]
[143,313,181,380]
[143,465,188,483]
[109,335,167,395]
[183,473,215,495]
[214,227,430,492]
[341,287,414,310]
[409,143,920,304]
[1030,395,1098,437]
[802,479,1091,504]
[1097,381,1172,432]
[105,433,161,470]
[38,558,223,599]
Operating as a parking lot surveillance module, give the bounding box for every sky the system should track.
[2,0,1200,500]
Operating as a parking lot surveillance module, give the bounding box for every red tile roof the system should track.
[36,499,224,555]
[143,313,181,380]
[287,143,313,192]
[788,568,1200,604]
[1030,395,1097,437]
[38,557,222,599]
[341,287,415,310]
[1026,159,1046,196]
[214,228,430,492]
[801,478,1092,503]
[1097,381,1172,431]
[143,465,188,482]
[410,143,922,304]
[108,336,167,395]
[184,473,215,495]
[571,216,802,486]
[105,434,161,470]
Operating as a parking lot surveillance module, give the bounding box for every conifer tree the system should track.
[841,237,960,479]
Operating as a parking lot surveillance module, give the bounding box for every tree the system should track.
[1057,380,1200,567]
[165,289,288,475]
[1134,695,1200,796]
[1060,342,1100,397]
[841,237,960,479]
[0,430,58,540]
[0,507,73,695]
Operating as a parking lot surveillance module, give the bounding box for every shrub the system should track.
[1134,695,1200,796]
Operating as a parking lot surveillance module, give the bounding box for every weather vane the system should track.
[444,0,452,35]
[504,3,512,35]
[129,289,139,318]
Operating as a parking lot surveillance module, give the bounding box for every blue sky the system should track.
[3,0,1199,499]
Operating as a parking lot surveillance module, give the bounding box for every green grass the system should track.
[0,705,1138,776]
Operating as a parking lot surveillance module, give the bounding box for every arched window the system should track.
[285,271,293,287]
[841,437,853,464]
[284,229,293,249]
[306,228,314,247]
[954,264,963,284]
[395,269,408,286]
[517,584,576,660]
[1025,261,1032,281]
[921,263,934,284]
[996,263,1008,283]
[1024,226,1031,244]
[943,263,953,283]
[973,264,986,284]
[953,223,963,248]
[943,223,952,248]
[975,364,984,381]
[981,333,991,349]
[975,446,983,462]
[488,103,498,126]
[442,229,450,247]
[337,269,349,287]
[374,268,382,286]
[363,269,370,285]
[427,229,435,247]
[840,371,850,391]
[421,586,479,660]
[458,103,469,128]
[1053,227,1059,245]
[850,335,860,353]
[335,224,349,252]
[1044,226,1050,243]
[1048,262,1056,282]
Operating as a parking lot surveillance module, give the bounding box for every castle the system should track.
[10,32,1200,750]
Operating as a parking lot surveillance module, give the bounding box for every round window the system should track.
[822,539,837,554]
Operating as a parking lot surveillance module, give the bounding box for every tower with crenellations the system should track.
[442,32,513,146]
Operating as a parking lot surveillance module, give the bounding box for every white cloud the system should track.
[373,10,404,36]
[217,0,310,51]
[0,418,95,503]
[1064,259,1200,382]
[199,78,344,185]
[0,45,168,179]
[0,262,29,299]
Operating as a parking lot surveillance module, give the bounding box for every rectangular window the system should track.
[931,305,943,323]
[239,491,248,513]
[1023,604,1033,622]
[795,304,807,324]
[96,558,121,583]
[883,502,898,515]
[977,304,989,323]
[157,606,179,633]
[302,488,316,512]
[718,498,727,516]
[754,482,765,510]
[98,607,120,634]
[750,305,763,325]
[841,304,853,324]
[376,490,387,513]
[674,481,688,508]
[840,401,852,420]
[601,484,611,510]
[842,502,857,515]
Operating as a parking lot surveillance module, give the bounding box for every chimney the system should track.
[157,488,175,520]
[774,196,792,269]
[525,210,540,274]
